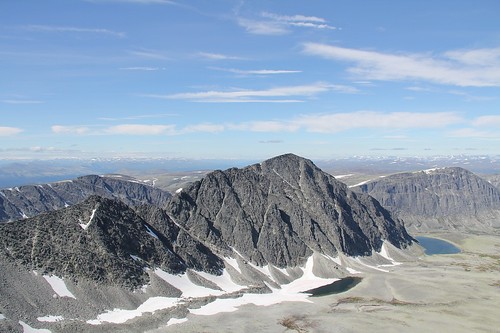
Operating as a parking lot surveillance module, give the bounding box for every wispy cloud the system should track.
[227,111,461,133]
[297,111,462,133]
[22,25,125,38]
[303,43,500,87]
[0,126,23,136]
[237,18,288,35]
[261,12,337,30]
[228,121,300,132]
[98,113,177,121]
[209,67,302,76]
[119,66,166,71]
[447,128,499,138]
[237,12,337,35]
[472,115,500,127]
[1,99,44,104]
[51,125,90,135]
[197,52,245,61]
[85,0,176,4]
[105,124,175,135]
[145,82,356,103]
[129,49,170,60]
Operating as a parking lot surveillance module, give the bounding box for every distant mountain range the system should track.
[0,174,171,223]
[353,167,500,233]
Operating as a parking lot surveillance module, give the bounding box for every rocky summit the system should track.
[353,167,500,232]
[167,153,413,267]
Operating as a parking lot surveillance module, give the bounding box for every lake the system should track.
[303,277,362,297]
[415,236,461,255]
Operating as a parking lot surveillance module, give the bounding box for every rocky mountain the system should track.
[166,153,413,267]
[0,154,417,333]
[353,167,500,233]
[0,195,223,289]
[0,174,171,223]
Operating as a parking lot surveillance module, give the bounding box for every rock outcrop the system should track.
[353,167,500,233]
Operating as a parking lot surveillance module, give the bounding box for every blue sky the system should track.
[1,0,500,160]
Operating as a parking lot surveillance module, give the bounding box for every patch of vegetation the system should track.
[278,315,315,333]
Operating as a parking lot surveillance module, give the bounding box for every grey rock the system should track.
[166,153,413,268]
[0,174,171,223]
[0,195,223,289]
[353,167,500,232]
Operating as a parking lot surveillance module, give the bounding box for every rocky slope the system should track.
[0,174,171,223]
[0,195,222,289]
[166,153,413,267]
[0,154,417,332]
[353,167,500,233]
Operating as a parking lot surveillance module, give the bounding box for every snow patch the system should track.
[0,313,5,320]
[378,242,402,266]
[19,321,52,333]
[87,297,180,325]
[345,267,362,274]
[353,258,389,273]
[167,317,188,326]
[190,255,336,317]
[349,179,371,187]
[154,269,224,298]
[79,207,97,230]
[43,275,76,299]
[175,188,183,193]
[224,257,242,274]
[144,224,159,239]
[195,270,243,293]
[334,174,353,179]
[37,315,64,323]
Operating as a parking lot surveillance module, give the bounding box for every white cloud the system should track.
[0,126,23,136]
[86,0,175,4]
[51,125,90,135]
[149,82,355,102]
[303,43,500,87]
[447,128,499,138]
[237,18,289,35]
[472,115,500,127]
[228,121,300,133]
[181,123,224,133]
[261,12,337,30]
[197,52,245,61]
[261,12,326,23]
[238,12,337,35]
[23,25,125,38]
[1,99,43,104]
[129,49,170,60]
[297,111,462,133]
[106,124,175,135]
[119,67,165,71]
[209,67,302,75]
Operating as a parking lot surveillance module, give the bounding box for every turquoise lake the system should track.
[415,236,461,255]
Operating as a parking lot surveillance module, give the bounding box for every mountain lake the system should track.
[415,236,461,255]
[304,277,363,297]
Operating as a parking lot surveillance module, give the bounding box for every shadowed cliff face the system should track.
[0,195,223,289]
[354,167,500,232]
[166,153,413,267]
